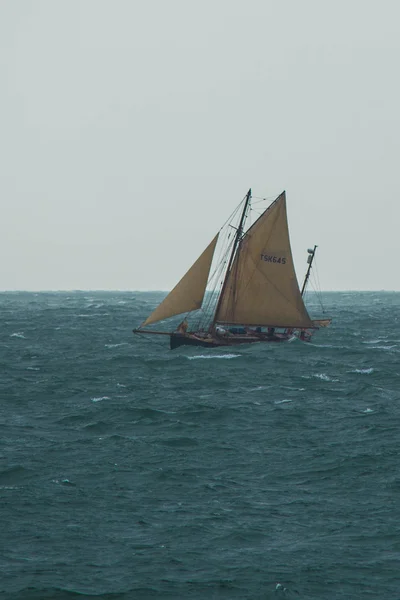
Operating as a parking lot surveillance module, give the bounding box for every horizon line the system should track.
[0,288,399,294]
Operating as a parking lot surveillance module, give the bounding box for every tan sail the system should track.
[215,192,313,328]
[142,233,219,327]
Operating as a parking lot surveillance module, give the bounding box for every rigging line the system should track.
[212,189,252,325]
[204,255,231,310]
[199,250,231,328]
[241,197,279,242]
[312,272,322,300]
[251,195,277,203]
[208,251,228,286]
[313,258,322,291]
[195,192,251,329]
[311,281,325,313]
[208,241,230,285]
[249,209,265,218]
[312,259,326,311]
[211,258,229,293]
[207,239,234,288]
[215,194,248,233]
[308,277,325,313]
[201,274,224,320]
[304,267,319,298]
[134,331,167,349]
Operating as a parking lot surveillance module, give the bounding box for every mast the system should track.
[301,245,317,296]
[211,188,251,328]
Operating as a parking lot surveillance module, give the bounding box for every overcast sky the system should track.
[1,0,399,291]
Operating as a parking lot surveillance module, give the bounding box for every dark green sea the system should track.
[1,291,399,599]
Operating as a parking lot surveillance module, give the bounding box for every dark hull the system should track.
[170,332,292,350]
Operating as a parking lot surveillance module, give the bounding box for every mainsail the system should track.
[142,234,219,327]
[215,192,313,328]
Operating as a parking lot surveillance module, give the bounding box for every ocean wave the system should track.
[75,313,110,318]
[58,478,76,486]
[0,587,88,600]
[249,385,270,391]
[105,343,128,348]
[309,343,348,349]
[0,465,34,485]
[0,586,162,599]
[10,332,25,339]
[350,368,374,374]
[369,345,398,351]
[160,436,198,447]
[91,396,110,402]
[83,420,111,434]
[303,373,339,382]
[187,354,241,360]
[92,303,105,309]
[56,415,94,426]
[119,407,177,425]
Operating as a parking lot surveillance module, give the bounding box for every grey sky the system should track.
[1,0,399,291]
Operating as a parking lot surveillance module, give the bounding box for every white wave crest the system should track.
[91,396,110,402]
[187,354,241,360]
[105,343,127,348]
[75,313,110,318]
[310,373,339,382]
[310,343,345,349]
[350,368,374,374]
[249,385,269,391]
[370,345,397,351]
[10,332,25,339]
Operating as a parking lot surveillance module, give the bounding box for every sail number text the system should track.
[260,254,287,264]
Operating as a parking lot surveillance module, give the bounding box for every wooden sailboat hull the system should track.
[170,332,291,350]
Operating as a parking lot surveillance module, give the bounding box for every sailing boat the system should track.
[133,189,331,349]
